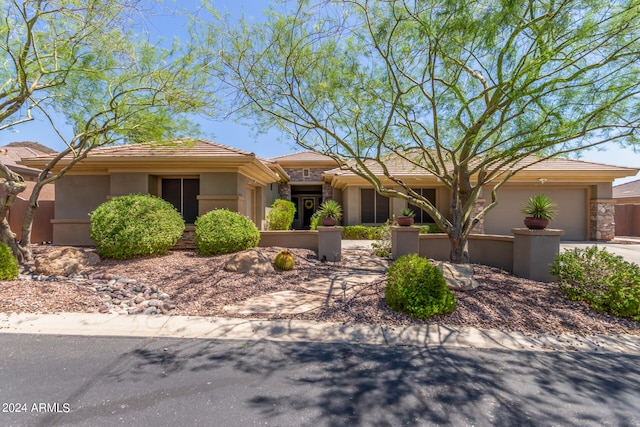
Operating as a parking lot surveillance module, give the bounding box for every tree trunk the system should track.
[448,223,470,264]
[18,179,46,261]
[0,163,29,262]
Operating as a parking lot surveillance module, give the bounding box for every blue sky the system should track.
[1,0,638,184]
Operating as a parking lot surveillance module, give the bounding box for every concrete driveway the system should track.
[561,241,640,265]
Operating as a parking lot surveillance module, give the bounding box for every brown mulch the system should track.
[1,245,639,338]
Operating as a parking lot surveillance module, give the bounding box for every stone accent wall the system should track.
[470,198,485,234]
[590,200,615,241]
[322,183,333,202]
[284,167,325,182]
[278,182,291,200]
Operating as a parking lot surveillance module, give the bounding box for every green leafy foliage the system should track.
[316,200,342,220]
[521,194,557,220]
[90,194,185,260]
[386,254,456,319]
[371,220,393,257]
[309,211,322,230]
[419,224,444,234]
[274,249,295,271]
[267,199,296,230]
[0,242,19,280]
[195,209,260,255]
[551,247,640,321]
[342,225,384,240]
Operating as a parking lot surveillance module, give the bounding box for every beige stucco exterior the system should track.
[17,142,639,246]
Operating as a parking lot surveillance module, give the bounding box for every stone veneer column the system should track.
[470,198,485,234]
[590,200,615,241]
[322,183,333,203]
[278,182,291,201]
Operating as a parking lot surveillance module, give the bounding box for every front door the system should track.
[302,197,317,228]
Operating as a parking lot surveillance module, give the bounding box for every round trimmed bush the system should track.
[0,242,19,280]
[90,194,185,259]
[195,209,260,255]
[266,199,296,230]
[385,254,456,319]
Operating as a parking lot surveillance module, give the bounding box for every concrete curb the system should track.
[1,312,639,354]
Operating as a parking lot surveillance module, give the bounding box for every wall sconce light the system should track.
[538,178,548,184]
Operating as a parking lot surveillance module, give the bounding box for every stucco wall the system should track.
[110,173,149,196]
[55,175,109,219]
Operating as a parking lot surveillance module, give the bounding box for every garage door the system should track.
[483,188,587,240]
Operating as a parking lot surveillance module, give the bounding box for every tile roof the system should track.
[269,151,337,162]
[323,153,637,176]
[78,139,255,158]
[613,179,640,198]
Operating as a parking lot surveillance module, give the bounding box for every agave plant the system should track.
[521,194,557,220]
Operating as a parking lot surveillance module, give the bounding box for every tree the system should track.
[0,0,211,261]
[207,0,640,263]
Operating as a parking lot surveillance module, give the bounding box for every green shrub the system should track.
[551,246,640,321]
[419,224,444,234]
[195,209,260,255]
[386,254,456,319]
[274,249,295,271]
[309,211,322,230]
[342,225,383,240]
[90,194,185,259]
[0,243,19,280]
[266,199,296,230]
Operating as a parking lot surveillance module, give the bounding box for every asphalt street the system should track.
[1,334,639,427]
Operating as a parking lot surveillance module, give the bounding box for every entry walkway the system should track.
[223,247,389,316]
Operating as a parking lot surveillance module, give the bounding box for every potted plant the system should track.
[317,200,343,226]
[397,207,415,226]
[521,194,557,230]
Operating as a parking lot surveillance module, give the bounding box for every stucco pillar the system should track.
[391,226,420,259]
[512,228,564,283]
[318,226,343,262]
[590,200,615,241]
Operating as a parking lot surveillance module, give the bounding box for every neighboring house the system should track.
[19,139,286,245]
[0,142,55,243]
[19,139,638,245]
[613,179,640,237]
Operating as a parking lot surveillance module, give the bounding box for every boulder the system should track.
[224,250,275,275]
[34,247,101,277]
[433,261,479,291]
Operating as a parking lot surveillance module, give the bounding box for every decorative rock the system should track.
[34,247,100,277]
[224,250,275,274]
[143,307,158,315]
[432,261,479,291]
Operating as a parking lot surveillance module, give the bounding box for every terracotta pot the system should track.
[396,216,415,226]
[321,217,338,226]
[523,216,549,230]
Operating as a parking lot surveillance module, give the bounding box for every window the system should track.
[360,189,390,224]
[409,188,436,223]
[162,178,199,223]
[302,168,310,178]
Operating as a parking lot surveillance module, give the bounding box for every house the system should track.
[0,142,55,243]
[613,179,640,237]
[19,139,638,245]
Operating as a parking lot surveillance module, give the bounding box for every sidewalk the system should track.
[2,312,640,355]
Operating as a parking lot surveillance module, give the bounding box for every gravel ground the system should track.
[2,245,640,338]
